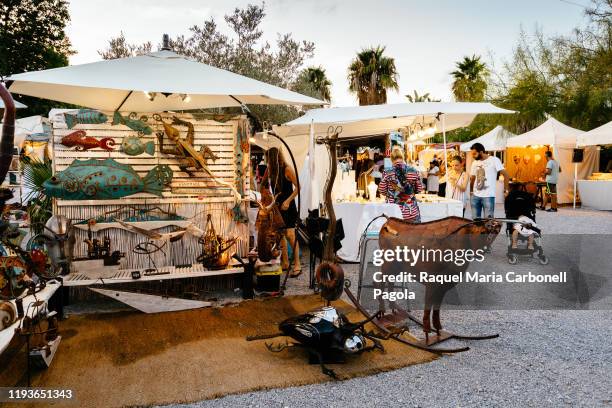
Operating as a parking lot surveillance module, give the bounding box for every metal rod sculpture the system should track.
[314,126,344,302]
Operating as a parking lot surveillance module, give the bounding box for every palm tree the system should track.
[405,90,440,102]
[348,46,399,105]
[451,55,489,102]
[295,66,332,102]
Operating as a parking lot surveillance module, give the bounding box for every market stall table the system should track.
[576,178,612,211]
[335,195,464,261]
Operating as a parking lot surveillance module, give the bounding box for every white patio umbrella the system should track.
[6,48,325,112]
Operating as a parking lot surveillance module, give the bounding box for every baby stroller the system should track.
[503,188,549,265]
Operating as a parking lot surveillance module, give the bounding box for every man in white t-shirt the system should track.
[469,142,510,219]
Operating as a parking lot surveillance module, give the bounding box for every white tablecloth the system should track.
[334,198,464,261]
[577,180,612,210]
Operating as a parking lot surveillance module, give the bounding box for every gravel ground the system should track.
[160,206,612,408]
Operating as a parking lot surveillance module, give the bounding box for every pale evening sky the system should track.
[66,0,589,106]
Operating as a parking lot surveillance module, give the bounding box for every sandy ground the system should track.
[159,205,612,408]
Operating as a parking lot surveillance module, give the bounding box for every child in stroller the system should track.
[504,185,549,265]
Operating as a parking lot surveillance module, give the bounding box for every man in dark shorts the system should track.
[542,150,559,212]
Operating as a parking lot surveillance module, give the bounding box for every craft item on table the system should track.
[367,181,378,201]
[112,111,153,135]
[0,255,32,300]
[523,155,531,165]
[60,130,115,151]
[115,219,188,242]
[197,214,237,270]
[43,158,173,200]
[0,300,16,330]
[534,154,542,164]
[121,135,155,156]
[64,109,108,129]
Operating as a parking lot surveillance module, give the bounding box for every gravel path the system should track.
[161,206,612,407]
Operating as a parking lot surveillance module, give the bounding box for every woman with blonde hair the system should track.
[378,146,424,222]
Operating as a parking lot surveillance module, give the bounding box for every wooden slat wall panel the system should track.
[50,110,250,269]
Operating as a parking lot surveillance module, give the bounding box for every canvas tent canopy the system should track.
[576,121,612,147]
[505,117,599,204]
[460,125,515,152]
[255,102,514,217]
[7,50,325,112]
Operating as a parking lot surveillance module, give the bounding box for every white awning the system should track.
[576,121,612,147]
[7,50,325,112]
[460,125,515,152]
[506,117,584,147]
[274,102,515,138]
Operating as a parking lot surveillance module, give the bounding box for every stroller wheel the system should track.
[508,254,518,265]
[539,255,549,265]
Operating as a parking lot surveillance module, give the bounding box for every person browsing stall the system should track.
[469,142,510,218]
[427,160,440,194]
[263,147,302,277]
[446,156,469,216]
[541,150,560,212]
[378,146,424,222]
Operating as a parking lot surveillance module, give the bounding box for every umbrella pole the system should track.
[442,114,448,172]
[115,90,133,112]
[573,162,577,209]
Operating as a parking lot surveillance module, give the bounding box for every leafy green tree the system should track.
[405,90,440,102]
[99,3,317,124]
[0,0,73,117]
[98,31,151,59]
[348,46,399,105]
[451,55,488,102]
[293,66,332,103]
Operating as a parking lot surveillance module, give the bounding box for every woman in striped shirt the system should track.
[378,147,424,222]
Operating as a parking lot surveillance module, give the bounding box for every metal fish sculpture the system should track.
[61,130,115,151]
[64,109,108,129]
[43,158,173,200]
[121,135,155,156]
[112,111,153,135]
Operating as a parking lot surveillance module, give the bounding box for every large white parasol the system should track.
[6,40,325,112]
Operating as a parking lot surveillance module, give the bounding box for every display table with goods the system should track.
[577,173,612,210]
[334,194,464,262]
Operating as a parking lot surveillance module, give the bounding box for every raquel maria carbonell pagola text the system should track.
[371,271,568,301]
[369,247,567,301]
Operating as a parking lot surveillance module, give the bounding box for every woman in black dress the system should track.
[264,147,301,277]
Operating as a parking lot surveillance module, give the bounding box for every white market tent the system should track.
[575,121,612,211]
[577,121,612,147]
[506,117,599,204]
[261,102,515,216]
[460,125,515,152]
[7,50,325,112]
